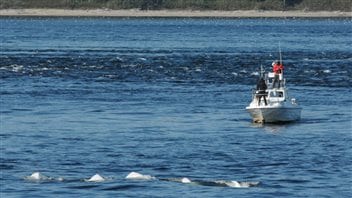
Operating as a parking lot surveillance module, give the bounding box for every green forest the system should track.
[1,0,351,11]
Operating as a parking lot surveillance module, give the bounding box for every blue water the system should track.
[1,17,351,197]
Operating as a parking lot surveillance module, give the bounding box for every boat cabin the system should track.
[252,71,289,106]
[267,89,286,103]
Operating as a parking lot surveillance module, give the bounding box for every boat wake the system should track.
[24,172,260,188]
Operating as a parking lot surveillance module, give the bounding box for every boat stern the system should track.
[246,106,301,123]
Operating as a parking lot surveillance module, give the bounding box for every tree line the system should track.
[1,0,351,11]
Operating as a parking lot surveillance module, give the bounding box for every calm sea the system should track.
[1,17,351,197]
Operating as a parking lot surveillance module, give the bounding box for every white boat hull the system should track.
[246,106,301,123]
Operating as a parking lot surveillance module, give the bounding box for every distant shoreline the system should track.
[0,9,351,18]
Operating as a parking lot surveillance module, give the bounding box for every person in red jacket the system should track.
[272,60,284,88]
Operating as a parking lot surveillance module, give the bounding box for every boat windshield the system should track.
[269,91,284,98]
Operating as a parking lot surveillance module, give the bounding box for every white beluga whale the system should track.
[57,177,64,182]
[161,177,259,188]
[126,172,192,184]
[181,177,192,183]
[125,172,155,180]
[24,171,260,188]
[25,172,50,181]
[159,177,193,184]
[86,174,106,182]
[215,180,260,188]
[25,172,65,182]
[125,172,260,188]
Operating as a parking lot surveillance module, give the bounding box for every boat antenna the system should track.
[260,64,265,78]
[279,42,284,79]
[279,42,282,64]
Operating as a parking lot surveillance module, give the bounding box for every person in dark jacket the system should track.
[256,77,268,106]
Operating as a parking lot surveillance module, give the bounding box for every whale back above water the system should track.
[23,171,260,188]
[125,172,155,180]
[25,172,49,181]
[86,174,105,182]
[215,180,260,188]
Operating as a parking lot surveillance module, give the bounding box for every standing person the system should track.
[256,77,267,106]
[272,60,284,88]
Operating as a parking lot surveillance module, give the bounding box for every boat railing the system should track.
[251,89,268,100]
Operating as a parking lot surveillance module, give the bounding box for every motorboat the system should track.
[245,65,302,123]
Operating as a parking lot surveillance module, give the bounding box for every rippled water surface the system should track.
[1,17,351,197]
